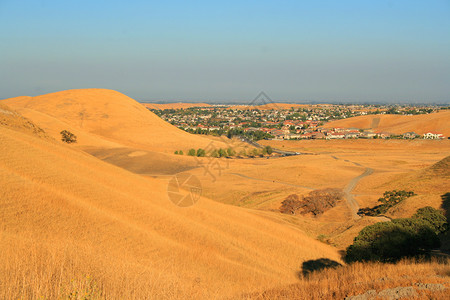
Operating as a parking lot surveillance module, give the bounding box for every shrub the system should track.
[280,194,302,215]
[345,208,443,263]
[210,149,219,158]
[226,148,235,157]
[358,190,416,216]
[280,189,343,216]
[196,148,206,157]
[60,130,77,143]
[412,206,448,234]
[264,145,273,155]
[218,148,227,157]
[174,150,179,155]
[250,148,259,157]
[188,149,196,156]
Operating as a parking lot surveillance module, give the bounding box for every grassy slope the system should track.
[246,259,450,299]
[323,111,450,136]
[0,105,341,299]
[1,89,228,153]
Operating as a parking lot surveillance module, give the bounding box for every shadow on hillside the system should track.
[440,192,450,253]
[299,258,342,278]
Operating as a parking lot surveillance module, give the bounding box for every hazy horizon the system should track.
[1,0,450,103]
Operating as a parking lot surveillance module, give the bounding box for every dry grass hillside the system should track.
[323,111,450,136]
[246,258,450,299]
[0,107,342,299]
[1,89,227,153]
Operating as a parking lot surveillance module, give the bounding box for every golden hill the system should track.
[1,89,224,152]
[0,107,341,299]
[143,102,212,110]
[323,111,450,136]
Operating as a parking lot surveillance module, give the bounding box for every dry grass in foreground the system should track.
[243,258,450,300]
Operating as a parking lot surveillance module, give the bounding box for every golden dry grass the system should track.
[1,89,228,152]
[2,92,450,298]
[0,109,341,299]
[323,111,450,136]
[244,258,450,299]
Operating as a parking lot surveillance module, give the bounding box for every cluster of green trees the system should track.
[210,148,234,158]
[345,206,448,263]
[174,145,273,158]
[358,190,416,216]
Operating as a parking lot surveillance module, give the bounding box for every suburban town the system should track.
[148,104,447,141]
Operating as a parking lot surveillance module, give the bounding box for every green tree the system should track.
[210,149,219,158]
[196,148,206,157]
[179,150,184,155]
[188,149,196,156]
[226,148,235,157]
[174,150,179,155]
[345,213,441,263]
[412,206,448,234]
[218,148,227,157]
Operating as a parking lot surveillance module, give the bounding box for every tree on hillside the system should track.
[226,147,235,157]
[218,148,227,158]
[345,208,445,263]
[188,149,196,156]
[60,130,77,143]
[196,148,206,157]
[412,206,448,235]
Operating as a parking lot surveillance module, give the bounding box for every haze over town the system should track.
[1,0,450,103]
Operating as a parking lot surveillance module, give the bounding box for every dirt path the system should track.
[343,167,373,219]
[333,155,391,222]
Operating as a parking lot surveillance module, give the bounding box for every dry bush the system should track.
[280,189,343,216]
[279,194,302,214]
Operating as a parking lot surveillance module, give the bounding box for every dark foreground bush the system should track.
[345,207,447,263]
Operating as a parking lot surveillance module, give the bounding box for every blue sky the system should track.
[1,0,449,103]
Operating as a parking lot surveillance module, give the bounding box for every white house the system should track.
[423,132,444,139]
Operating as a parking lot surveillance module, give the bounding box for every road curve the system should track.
[343,168,374,219]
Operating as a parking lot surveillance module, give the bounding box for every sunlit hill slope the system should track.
[0,103,341,298]
[324,111,450,136]
[2,89,223,152]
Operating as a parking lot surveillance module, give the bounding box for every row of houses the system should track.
[270,128,446,140]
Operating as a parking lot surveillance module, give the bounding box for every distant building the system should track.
[423,132,444,139]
